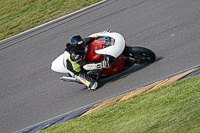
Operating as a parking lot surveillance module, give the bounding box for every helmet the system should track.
[69,35,85,54]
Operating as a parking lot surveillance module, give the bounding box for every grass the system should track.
[38,74,200,133]
[0,0,101,40]
[2,1,200,132]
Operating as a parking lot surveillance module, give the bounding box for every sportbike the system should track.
[51,31,156,90]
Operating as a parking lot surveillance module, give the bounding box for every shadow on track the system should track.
[97,56,164,89]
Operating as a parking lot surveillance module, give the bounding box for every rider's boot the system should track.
[76,72,98,90]
[76,76,98,90]
[88,80,98,90]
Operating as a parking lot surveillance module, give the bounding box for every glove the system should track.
[83,61,110,70]
[83,63,102,70]
[66,43,70,48]
[83,56,110,70]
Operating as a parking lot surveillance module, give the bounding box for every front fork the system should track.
[101,55,111,69]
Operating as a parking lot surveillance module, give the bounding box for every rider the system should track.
[65,34,98,90]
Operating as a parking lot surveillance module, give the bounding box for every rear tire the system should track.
[123,46,156,64]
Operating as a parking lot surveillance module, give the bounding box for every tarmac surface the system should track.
[1,0,200,132]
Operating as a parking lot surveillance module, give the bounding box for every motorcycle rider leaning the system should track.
[65,35,98,90]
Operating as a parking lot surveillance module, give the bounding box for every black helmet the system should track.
[69,35,85,53]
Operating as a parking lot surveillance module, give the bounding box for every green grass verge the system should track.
[38,74,200,133]
[0,0,101,40]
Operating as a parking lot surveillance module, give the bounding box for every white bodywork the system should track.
[51,52,69,73]
[89,31,125,58]
[51,31,125,73]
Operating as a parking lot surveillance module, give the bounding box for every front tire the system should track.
[123,46,156,64]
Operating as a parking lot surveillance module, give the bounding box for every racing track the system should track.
[1,0,200,133]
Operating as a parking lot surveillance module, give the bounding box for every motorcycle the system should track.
[51,31,156,90]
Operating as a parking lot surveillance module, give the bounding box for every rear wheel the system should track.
[123,46,156,64]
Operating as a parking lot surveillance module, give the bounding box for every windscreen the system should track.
[95,36,115,48]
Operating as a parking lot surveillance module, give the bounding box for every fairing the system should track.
[85,39,104,63]
[51,32,126,76]
[51,52,68,73]
[89,32,125,58]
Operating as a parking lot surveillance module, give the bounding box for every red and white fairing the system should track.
[51,31,126,76]
[89,31,125,58]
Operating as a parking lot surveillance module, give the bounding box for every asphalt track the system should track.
[0,0,200,133]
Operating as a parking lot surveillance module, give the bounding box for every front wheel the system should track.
[123,46,156,64]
